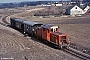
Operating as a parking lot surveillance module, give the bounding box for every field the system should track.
[0,6,90,60]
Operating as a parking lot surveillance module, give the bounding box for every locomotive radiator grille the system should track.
[61,36,66,43]
[61,36,68,47]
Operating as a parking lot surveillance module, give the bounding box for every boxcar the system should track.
[14,18,24,30]
[23,21,43,35]
[10,18,24,30]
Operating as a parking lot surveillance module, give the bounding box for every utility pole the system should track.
[76,0,78,4]
[76,0,80,5]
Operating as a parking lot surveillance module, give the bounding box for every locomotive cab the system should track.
[50,26,59,32]
[40,24,59,41]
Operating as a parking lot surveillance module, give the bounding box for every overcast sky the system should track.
[0,0,70,3]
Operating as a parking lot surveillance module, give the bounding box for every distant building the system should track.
[55,4,62,6]
[66,5,90,15]
[66,5,83,15]
[83,6,90,14]
[41,3,62,7]
[71,0,84,5]
[42,4,51,7]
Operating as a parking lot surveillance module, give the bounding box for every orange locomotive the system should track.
[36,24,70,48]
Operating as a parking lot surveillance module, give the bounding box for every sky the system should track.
[0,0,70,3]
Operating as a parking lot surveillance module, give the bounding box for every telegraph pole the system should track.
[76,0,80,5]
[76,0,78,5]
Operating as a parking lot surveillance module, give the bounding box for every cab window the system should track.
[51,29,53,32]
[48,29,50,33]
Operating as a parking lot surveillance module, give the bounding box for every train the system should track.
[10,18,70,48]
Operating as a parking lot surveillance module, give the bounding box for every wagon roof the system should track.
[14,18,24,22]
[23,21,42,26]
[11,18,24,22]
[41,24,58,29]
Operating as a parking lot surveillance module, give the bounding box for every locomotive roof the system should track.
[52,32,63,35]
[23,21,42,26]
[41,24,58,29]
[52,32,67,36]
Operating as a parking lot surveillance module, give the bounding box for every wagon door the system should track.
[21,23,24,32]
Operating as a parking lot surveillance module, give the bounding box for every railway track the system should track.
[0,16,9,27]
[0,22,7,27]
[2,16,10,25]
[32,35,90,60]
[63,47,90,60]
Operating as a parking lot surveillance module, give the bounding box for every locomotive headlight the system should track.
[32,29,35,31]
[60,42,62,45]
[68,41,70,44]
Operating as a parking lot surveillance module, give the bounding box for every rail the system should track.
[63,47,90,60]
